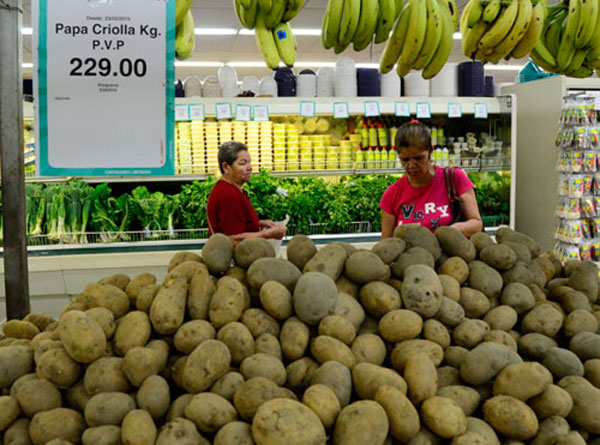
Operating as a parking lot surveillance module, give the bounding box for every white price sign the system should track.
[594,94,600,110]
[416,102,431,119]
[474,103,489,119]
[448,103,462,118]
[300,101,316,117]
[235,104,251,122]
[395,102,410,117]
[175,104,190,121]
[216,103,233,120]
[189,104,205,121]
[33,0,176,176]
[333,102,349,119]
[253,105,269,122]
[364,101,380,117]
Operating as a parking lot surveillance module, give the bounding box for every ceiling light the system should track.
[228,61,270,67]
[453,32,462,40]
[175,61,225,67]
[238,29,255,35]
[484,65,525,71]
[22,63,33,68]
[295,61,336,68]
[22,27,32,35]
[292,28,322,36]
[195,28,237,35]
[356,63,380,69]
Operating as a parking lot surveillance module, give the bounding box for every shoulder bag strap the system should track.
[449,167,459,200]
[444,167,453,201]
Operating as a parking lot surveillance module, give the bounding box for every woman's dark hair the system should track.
[395,122,432,153]
[218,141,248,173]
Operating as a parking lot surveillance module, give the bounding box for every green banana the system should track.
[532,39,558,69]
[477,0,519,51]
[466,0,484,27]
[263,0,287,29]
[395,0,405,17]
[175,10,195,60]
[585,57,600,68]
[396,60,412,77]
[374,0,397,43]
[282,0,305,22]
[398,0,427,65]
[323,0,344,49]
[482,0,501,23]
[463,20,489,58]
[234,0,259,29]
[585,3,600,60]
[422,0,454,78]
[353,0,380,51]
[239,0,252,7]
[575,0,598,48]
[512,0,547,59]
[566,48,589,74]
[557,0,582,71]
[413,0,443,69]
[258,0,273,13]
[460,0,473,36]
[487,0,533,62]
[569,66,594,77]
[176,0,194,26]
[255,14,280,69]
[338,0,362,46]
[273,22,296,67]
[379,2,412,73]
[544,9,567,58]
[322,3,332,48]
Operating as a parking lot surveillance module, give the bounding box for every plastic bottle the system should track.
[442,146,450,167]
[431,126,438,147]
[355,146,364,169]
[368,124,378,148]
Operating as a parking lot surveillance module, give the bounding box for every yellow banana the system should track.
[175,10,195,60]
[463,20,489,58]
[512,0,546,59]
[482,0,501,23]
[273,22,296,67]
[322,4,332,48]
[258,0,273,13]
[338,0,362,46]
[263,0,287,28]
[175,0,194,26]
[466,0,484,27]
[282,0,305,22]
[396,60,412,77]
[323,0,344,49]
[353,0,380,51]
[575,0,598,48]
[444,0,458,30]
[255,14,280,69]
[422,0,454,78]
[380,2,412,73]
[234,0,259,29]
[477,0,519,51]
[375,0,397,43]
[557,0,582,71]
[413,0,443,70]
[460,0,473,36]
[487,0,532,62]
[398,0,427,65]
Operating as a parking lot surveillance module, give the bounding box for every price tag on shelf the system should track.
[175,104,190,121]
[253,105,269,122]
[189,104,205,121]
[235,104,251,122]
[364,101,380,117]
[300,101,316,117]
[474,103,488,119]
[594,94,600,110]
[32,0,175,176]
[216,103,233,120]
[395,102,410,117]
[448,103,462,118]
[333,102,349,119]
[416,102,431,119]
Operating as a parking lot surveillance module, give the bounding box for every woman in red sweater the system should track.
[207,141,286,245]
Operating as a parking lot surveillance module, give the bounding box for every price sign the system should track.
[175,104,190,121]
[33,0,175,176]
[189,104,205,121]
[448,103,462,118]
[416,102,431,119]
[474,103,489,119]
[300,101,316,117]
[253,105,269,121]
[216,103,233,120]
[333,102,349,119]
[395,102,410,117]
[364,101,380,117]
[235,104,251,122]
[594,94,600,110]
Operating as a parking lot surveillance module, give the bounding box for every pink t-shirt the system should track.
[379,166,474,232]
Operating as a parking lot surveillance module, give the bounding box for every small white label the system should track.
[474,103,488,119]
[333,102,349,119]
[189,104,205,121]
[253,105,269,121]
[364,101,380,117]
[448,103,462,118]
[236,104,251,122]
[395,102,410,117]
[416,102,431,119]
[175,104,190,121]
[216,103,233,120]
[300,101,316,117]
[594,94,600,110]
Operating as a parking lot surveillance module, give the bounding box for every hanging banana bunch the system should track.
[175,0,196,60]
[531,0,600,77]
[234,0,304,69]
[378,0,458,79]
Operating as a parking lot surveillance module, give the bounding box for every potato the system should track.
[136,375,170,420]
[259,280,292,320]
[333,400,388,445]
[359,281,402,318]
[435,227,476,262]
[458,287,490,319]
[336,275,359,299]
[585,359,600,387]
[492,362,552,400]
[391,247,436,279]
[252,398,326,445]
[29,408,85,445]
[559,375,600,434]
[501,241,532,265]
[522,303,563,337]
[468,263,503,300]
[518,333,558,361]
[394,224,442,260]
[529,384,573,419]
[503,261,536,287]
[146,339,169,373]
[465,417,499,445]
[301,244,347,281]
[443,347,472,369]
[482,395,539,440]
[373,385,419,442]
[233,376,285,421]
[438,274,460,302]
[318,315,356,345]
[483,330,518,351]
[352,363,407,400]
[121,410,157,445]
[182,339,230,393]
[352,333,387,365]
[379,309,422,343]
[202,234,233,275]
[247,258,302,292]
[156,418,209,445]
[14,378,61,417]
[36,346,82,388]
[286,235,317,270]
[471,232,494,253]
[0,345,33,389]
[10,372,37,398]
[214,421,254,445]
[564,309,599,337]
[421,397,467,439]
[0,396,19,432]
[555,431,587,445]
[166,394,193,421]
[435,297,466,327]
[242,309,280,338]
[174,320,216,354]
[184,393,238,433]
[64,381,91,413]
[567,261,598,303]
[437,386,480,416]
[391,339,444,372]
[240,353,286,385]
[24,312,56,332]
[122,346,161,387]
[149,277,187,335]
[78,283,130,318]
[438,366,461,387]
[82,357,128,396]
[405,353,438,404]
[187,271,215,320]
[401,265,443,317]
[84,307,115,339]
[437,256,470,285]
[58,310,106,364]
[255,333,282,359]
[501,283,535,314]
[344,251,388,284]
[371,237,406,264]
[495,227,541,257]
[83,425,122,445]
[168,251,203,272]
[358,316,380,335]
[2,320,39,340]
[207,372,243,403]
[543,347,584,378]
[279,317,310,361]
[136,284,160,313]
[233,238,275,269]
[453,319,490,349]
[483,305,518,331]
[98,273,130,290]
[569,331,600,360]
[125,272,157,303]
[311,361,353,407]
[208,283,246,329]
[113,310,151,356]
[84,392,135,426]
[452,432,489,444]
[480,244,518,271]
[3,418,31,444]
[302,384,341,430]
[460,342,522,385]
[293,272,338,324]
[165,261,209,284]
[217,322,255,365]
[286,358,318,392]
[311,336,356,369]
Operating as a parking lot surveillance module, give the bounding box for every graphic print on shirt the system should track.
[398,203,449,227]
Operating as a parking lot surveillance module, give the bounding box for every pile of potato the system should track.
[2,225,600,444]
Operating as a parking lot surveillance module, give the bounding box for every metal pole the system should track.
[0,0,30,319]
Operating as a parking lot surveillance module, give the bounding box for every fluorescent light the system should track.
[228,61,269,67]
[22,63,33,68]
[22,27,32,35]
[238,29,255,35]
[484,65,524,71]
[175,61,225,67]
[295,61,336,68]
[292,28,322,36]
[356,63,380,69]
[195,28,237,35]
[453,32,462,40]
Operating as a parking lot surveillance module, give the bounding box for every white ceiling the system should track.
[19,0,566,84]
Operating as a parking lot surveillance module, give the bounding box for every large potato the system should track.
[202,233,234,275]
[125,272,157,303]
[391,247,435,279]
[242,308,280,338]
[333,400,389,445]
[421,397,467,439]
[136,284,160,313]
[84,392,136,426]
[439,274,461,301]
[311,361,353,407]
[311,336,356,369]
[521,303,563,337]
[168,251,202,271]
[567,261,598,302]
[78,283,129,318]
[0,345,33,389]
[185,392,238,433]
[559,375,600,434]
[240,353,286,385]
[59,310,106,364]
[391,339,444,372]
[0,396,19,432]
[280,317,310,360]
[214,421,254,445]
[460,342,522,385]
[543,347,584,378]
[98,273,130,290]
[379,309,422,343]
[209,280,246,328]
[352,333,387,365]
[183,339,231,393]
[468,263,503,300]
[375,385,419,442]
[85,307,115,339]
[480,244,518,271]
[259,280,293,320]
[248,258,302,291]
[453,319,490,349]
[405,352,438,404]
[149,277,188,335]
[424,319,451,349]
[458,288,490,319]
[495,227,541,257]
[359,281,401,318]
[437,386,480,416]
[435,297,466,327]
[438,257,470,284]
[14,378,62,417]
[137,375,170,419]
[564,309,599,337]
[286,235,318,270]
[484,305,518,331]
[529,384,573,419]
[174,320,216,354]
[570,331,600,360]
[344,251,388,283]
[286,358,318,392]
[435,227,476,262]
[483,395,539,440]
[318,315,356,345]
[218,322,255,364]
[518,333,558,361]
[293,272,338,325]
[121,409,157,445]
[233,376,287,421]
[234,238,275,269]
[187,270,215,320]
[155,418,210,445]
[501,283,535,314]
[122,346,161,387]
[82,425,122,445]
[371,237,406,264]
[401,265,443,317]
[36,346,82,388]
[302,384,341,430]
[29,408,85,445]
[113,310,151,356]
[352,363,407,399]
[493,362,552,400]
[2,320,39,340]
[303,244,347,280]
[394,224,442,260]
[211,372,245,401]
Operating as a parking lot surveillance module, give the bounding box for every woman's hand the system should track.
[259,219,275,229]
[264,223,287,239]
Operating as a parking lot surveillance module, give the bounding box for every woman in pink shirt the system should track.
[380,121,483,239]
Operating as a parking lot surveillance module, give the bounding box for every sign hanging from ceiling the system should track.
[33,0,175,176]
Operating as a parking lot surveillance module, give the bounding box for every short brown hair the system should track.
[395,122,432,153]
